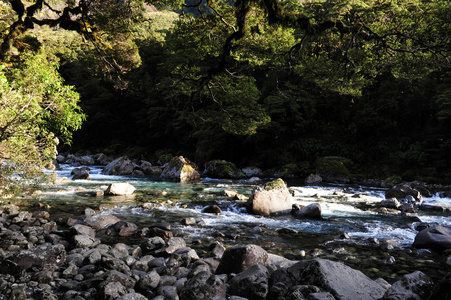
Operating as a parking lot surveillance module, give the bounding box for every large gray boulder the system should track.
[215,244,268,275]
[247,179,293,216]
[412,225,451,251]
[286,258,386,300]
[381,271,433,300]
[103,156,135,175]
[160,156,200,183]
[229,264,269,300]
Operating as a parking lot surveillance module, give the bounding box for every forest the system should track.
[1,0,450,191]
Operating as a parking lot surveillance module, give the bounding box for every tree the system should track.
[135,0,443,158]
[0,54,85,194]
[0,0,145,77]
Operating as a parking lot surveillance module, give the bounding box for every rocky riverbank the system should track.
[0,203,450,300]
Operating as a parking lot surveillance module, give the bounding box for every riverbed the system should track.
[28,164,451,283]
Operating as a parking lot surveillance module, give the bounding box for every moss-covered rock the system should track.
[247,179,293,216]
[203,160,243,179]
[316,156,351,183]
[161,156,200,183]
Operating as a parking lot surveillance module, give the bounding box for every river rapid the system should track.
[31,164,451,283]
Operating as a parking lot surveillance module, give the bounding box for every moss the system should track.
[262,178,287,191]
[316,157,350,177]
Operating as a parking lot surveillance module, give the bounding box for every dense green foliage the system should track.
[1,0,450,184]
[0,54,85,193]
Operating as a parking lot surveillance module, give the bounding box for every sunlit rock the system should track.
[161,156,200,183]
[292,203,322,219]
[105,182,136,195]
[247,178,293,216]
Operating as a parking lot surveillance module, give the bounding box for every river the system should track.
[35,164,451,283]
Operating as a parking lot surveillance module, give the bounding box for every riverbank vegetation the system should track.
[1,0,450,189]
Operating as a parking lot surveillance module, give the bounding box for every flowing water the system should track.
[29,164,451,283]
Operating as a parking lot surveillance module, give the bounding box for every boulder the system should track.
[315,157,351,183]
[72,234,100,248]
[412,225,451,251]
[242,167,262,178]
[286,258,386,300]
[381,271,433,300]
[139,160,162,176]
[292,203,322,219]
[421,200,451,211]
[161,156,200,183]
[203,205,221,214]
[3,244,66,269]
[216,244,268,275]
[71,167,90,180]
[138,270,160,290]
[203,160,242,179]
[86,214,121,231]
[179,271,227,300]
[94,153,113,165]
[428,271,451,300]
[105,182,136,195]
[381,198,401,209]
[385,184,422,202]
[305,174,323,184]
[228,264,269,300]
[70,224,96,238]
[103,156,135,175]
[247,179,293,216]
[79,155,96,166]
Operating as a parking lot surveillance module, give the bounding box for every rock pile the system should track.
[0,204,449,300]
